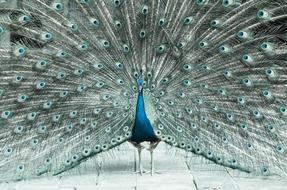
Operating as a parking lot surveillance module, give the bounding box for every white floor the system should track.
[1,143,287,190]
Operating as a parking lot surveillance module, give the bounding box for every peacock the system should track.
[0,0,287,182]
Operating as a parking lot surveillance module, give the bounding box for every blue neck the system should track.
[136,90,146,118]
[131,89,157,143]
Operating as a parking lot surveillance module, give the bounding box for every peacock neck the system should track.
[136,90,146,119]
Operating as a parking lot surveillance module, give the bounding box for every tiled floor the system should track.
[1,143,287,190]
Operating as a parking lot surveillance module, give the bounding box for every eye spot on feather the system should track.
[105,127,111,133]
[195,148,202,154]
[158,18,166,27]
[71,156,78,163]
[1,110,12,119]
[27,112,37,121]
[66,124,74,132]
[199,41,208,48]
[58,137,65,144]
[69,111,78,118]
[113,0,122,7]
[43,101,53,110]
[122,44,130,53]
[222,136,228,144]
[261,166,269,175]
[41,32,53,42]
[16,165,25,173]
[155,44,166,54]
[141,5,149,15]
[182,64,192,71]
[217,157,223,163]
[52,2,64,11]
[100,39,110,49]
[139,29,146,39]
[213,123,221,130]
[246,143,253,150]
[276,144,284,154]
[111,138,117,145]
[14,47,26,57]
[56,50,67,58]
[239,123,248,131]
[123,126,129,132]
[59,90,69,98]
[179,142,186,148]
[80,118,87,125]
[14,125,24,134]
[82,148,91,156]
[176,126,182,132]
[222,0,235,7]
[18,15,30,25]
[155,130,162,137]
[183,16,194,25]
[116,79,124,85]
[266,123,275,133]
[182,79,191,86]
[279,105,287,116]
[94,145,101,153]
[90,121,98,129]
[114,20,122,30]
[101,144,109,151]
[45,158,52,165]
[257,9,270,19]
[65,159,72,166]
[210,19,222,28]
[125,131,131,138]
[4,147,13,156]
[38,125,48,134]
[158,124,164,130]
[106,112,113,118]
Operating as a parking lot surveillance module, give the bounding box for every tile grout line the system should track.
[185,160,198,190]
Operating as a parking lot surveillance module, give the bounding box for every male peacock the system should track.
[0,0,287,182]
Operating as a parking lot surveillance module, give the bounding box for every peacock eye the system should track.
[133,71,139,78]
[16,165,25,173]
[41,32,53,41]
[90,18,100,27]
[100,39,110,48]
[18,15,30,25]
[155,44,166,54]
[280,106,287,114]
[14,47,26,57]
[257,9,270,19]
[139,29,146,39]
[52,3,64,11]
[183,16,193,25]
[158,18,166,27]
[141,5,149,15]
[222,0,237,7]
[113,0,122,6]
[114,20,122,30]
[78,43,89,51]
[122,44,130,53]
[199,41,208,48]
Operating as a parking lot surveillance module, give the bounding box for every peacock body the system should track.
[0,0,287,182]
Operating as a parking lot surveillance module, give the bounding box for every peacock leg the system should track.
[148,141,161,175]
[150,149,154,176]
[138,146,143,175]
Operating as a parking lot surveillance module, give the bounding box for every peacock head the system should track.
[137,79,144,92]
